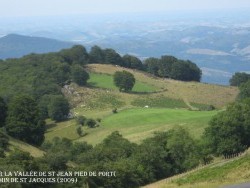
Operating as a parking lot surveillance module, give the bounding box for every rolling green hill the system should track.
[45,64,238,145]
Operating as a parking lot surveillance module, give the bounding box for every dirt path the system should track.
[182,97,199,110]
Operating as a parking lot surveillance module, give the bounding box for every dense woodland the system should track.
[0,45,250,187]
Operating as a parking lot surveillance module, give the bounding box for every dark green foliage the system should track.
[144,57,160,76]
[86,118,97,128]
[89,45,105,63]
[166,127,200,172]
[122,54,144,70]
[60,45,89,65]
[75,130,202,187]
[100,159,143,188]
[133,133,170,183]
[76,125,83,136]
[70,142,93,161]
[5,95,45,146]
[6,150,38,171]
[0,96,7,127]
[230,72,250,86]
[76,115,87,126]
[0,45,90,118]
[76,131,137,165]
[144,56,201,81]
[32,73,61,100]
[48,95,70,121]
[170,60,201,81]
[42,137,92,162]
[158,55,177,77]
[198,138,214,165]
[0,148,5,158]
[45,152,68,171]
[112,108,118,113]
[50,62,71,86]
[0,132,9,150]
[203,100,250,156]
[103,48,123,65]
[71,64,90,86]
[37,94,52,119]
[113,70,136,92]
[238,80,250,100]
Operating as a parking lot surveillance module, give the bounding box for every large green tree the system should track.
[144,57,160,76]
[230,72,250,86]
[238,80,250,100]
[89,45,105,64]
[5,95,45,145]
[203,99,250,156]
[166,127,200,171]
[113,71,135,92]
[60,45,89,65]
[158,56,177,78]
[71,64,89,86]
[103,49,123,65]
[48,95,70,121]
[122,54,144,70]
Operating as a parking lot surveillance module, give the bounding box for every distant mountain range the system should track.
[0,34,74,59]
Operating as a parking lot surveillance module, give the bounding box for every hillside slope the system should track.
[85,64,238,108]
[144,149,250,188]
[45,64,238,144]
[0,34,73,59]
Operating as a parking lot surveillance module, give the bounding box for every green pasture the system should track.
[88,73,158,92]
[47,108,218,145]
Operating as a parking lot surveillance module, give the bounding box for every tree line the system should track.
[89,45,202,82]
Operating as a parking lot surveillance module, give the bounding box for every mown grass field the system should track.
[46,108,218,145]
[144,150,250,188]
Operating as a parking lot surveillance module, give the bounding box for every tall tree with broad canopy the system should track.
[122,54,144,70]
[203,99,250,156]
[71,64,89,86]
[5,95,45,146]
[113,71,135,92]
[48,95,70,122]
[230,72,250,86]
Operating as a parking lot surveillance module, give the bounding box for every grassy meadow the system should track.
[46,64,238,145]
[86,64,238,108]
[88,72,158,93]
[46,108,218,145]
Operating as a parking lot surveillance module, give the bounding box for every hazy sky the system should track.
[1,0,250,17]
